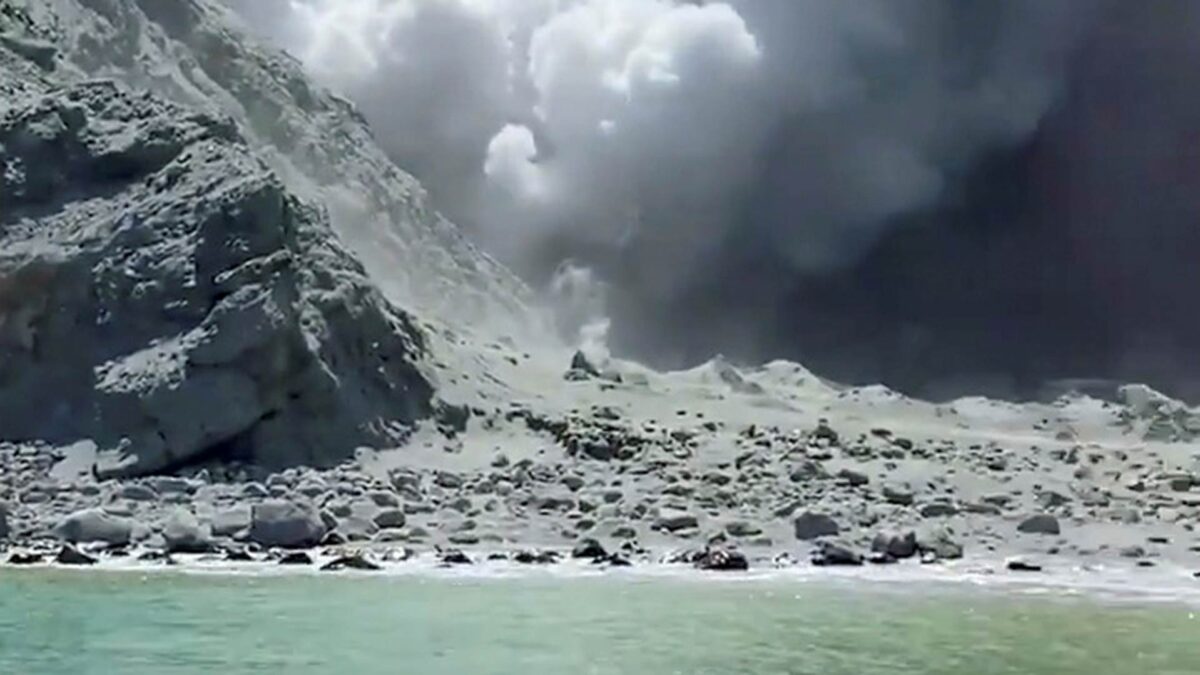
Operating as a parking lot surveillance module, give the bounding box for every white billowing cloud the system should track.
[479,0,765,287]
[483,123,545,204]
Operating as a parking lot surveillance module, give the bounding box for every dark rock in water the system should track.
[53,509,133,546]
[224,548,254,562]
[694,549,749,571]
[0,82,434,479]
[278,551,313,566]
[603,554,632,567]
[871,530,918,559]
[7,551,43,565]
[138,547,174,562]
[571,538,608,560]
[514,550,559,565]
[1136,560,1156,568]
[1017,514,1061,536]
[249,501,327,549]
[440,549,472,565]
[103,545,130,558]
[321,554,381,572]
[811,541,863,567]
[55,545,97,566]
[867,552,897,565]
[793,512,840,540]
[1007,559,1043,572]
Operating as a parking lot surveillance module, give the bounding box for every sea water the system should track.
[1,569,1197,674]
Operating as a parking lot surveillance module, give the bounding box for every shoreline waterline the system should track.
[5,549,1200,609]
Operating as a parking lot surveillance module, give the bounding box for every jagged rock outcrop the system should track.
[0,79,434,476]
[5,0,536,338]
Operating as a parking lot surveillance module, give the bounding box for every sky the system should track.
[227,0,1200,401]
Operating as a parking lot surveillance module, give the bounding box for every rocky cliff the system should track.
[0,1,511,476]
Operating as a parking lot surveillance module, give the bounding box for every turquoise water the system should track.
[1,570,1197,674]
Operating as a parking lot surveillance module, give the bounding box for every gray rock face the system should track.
[0,81,434,476]
[248,501,326,548]
[54,508,133,545]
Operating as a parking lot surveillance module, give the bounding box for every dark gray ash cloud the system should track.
[227,0,1200,402]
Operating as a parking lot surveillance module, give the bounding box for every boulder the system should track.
[278,551,313,565]
[7,551,44,565]
[321,554,381,572]
[211,505,252,538]
[440,549,472,565]
[571,538,608,560]
[793,512,840,540]
[881,486,914,506]
[55,544,97,566]
[514,550,559,565]
[871,530,918,559]
[654,510,700,533]
[0,502,8,540]
[694,548,750,571]
[916,530,964,561]
[1017,514,1061,536]
[162,509,213,553]
[54,508,133,545]
[372,509,406,530]
[248,501,327,548]
[811,541,863,566]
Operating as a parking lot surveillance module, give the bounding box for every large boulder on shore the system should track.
[248,501,326,549]
[54,508,134,545]
[162,509,213,553]
[793,512,840,540]
[0,81,434,477]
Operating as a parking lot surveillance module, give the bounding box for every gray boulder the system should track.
[793,512,840,540]
[1017,514,1061,536]
[162,509,213,553]
[54,508,134,545]
[372,508,407,530]
[871,530,918,559]
[211,505,252,538]
[248,501,327,548]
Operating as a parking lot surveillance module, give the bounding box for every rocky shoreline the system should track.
[4,383,1200,583]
